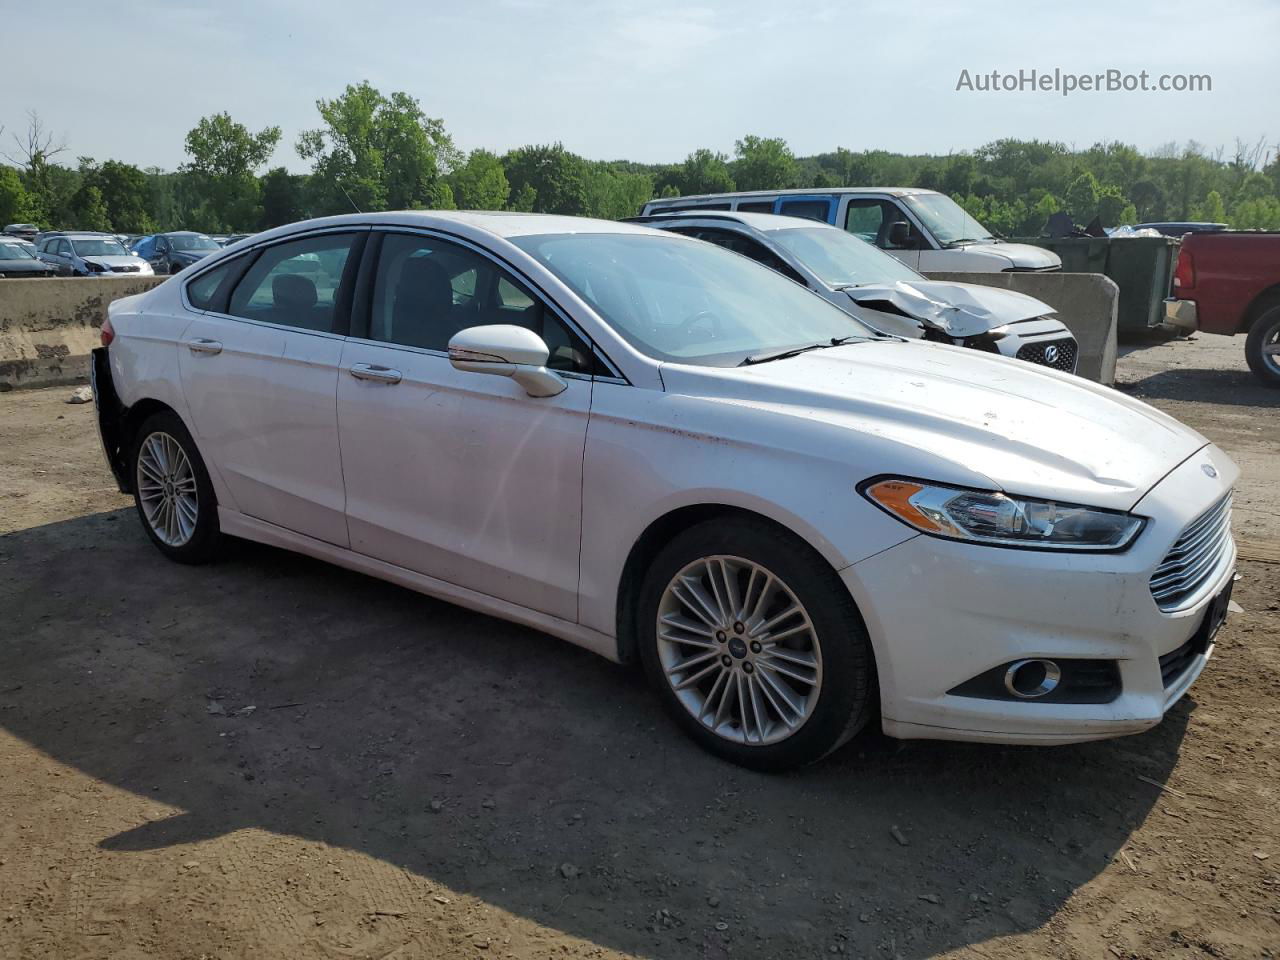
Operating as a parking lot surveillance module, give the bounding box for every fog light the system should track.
[1003,659,1062,699]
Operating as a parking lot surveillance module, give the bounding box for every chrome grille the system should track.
[1016,338,1078,372]
[1149,493,1232,611]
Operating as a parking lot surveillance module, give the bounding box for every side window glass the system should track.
[844,201,885,243]
[777,199,830,222]
[186,256,245,311]
[735,201,775,213]
[227,233,359,333]
[369,233,595,373]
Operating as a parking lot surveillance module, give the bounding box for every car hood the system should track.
[955,241,1061,270]
[662,340,1206,511]
[84,256,147,268]
[0,258,54,272]
[844,280,1054,337]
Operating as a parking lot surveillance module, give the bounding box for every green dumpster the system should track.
[1014,236,1180,334]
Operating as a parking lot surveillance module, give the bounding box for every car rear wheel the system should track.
[638,517,876,771]
[1245,305,1280,386]
[131,411,221,563]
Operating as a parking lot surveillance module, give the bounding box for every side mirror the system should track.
[887,221,913,248]
[448,325,567,397]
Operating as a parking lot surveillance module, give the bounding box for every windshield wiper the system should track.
[738,336,861,366]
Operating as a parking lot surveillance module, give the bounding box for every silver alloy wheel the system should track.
[656,555,823,745]
[136,431,199,547]
[1262,318,1280,377]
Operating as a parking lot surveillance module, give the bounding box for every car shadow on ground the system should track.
[1115,367,1280,408]
[0,509,1191,959]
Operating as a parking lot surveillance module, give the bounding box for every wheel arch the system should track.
[115,397,187,493]
[613,503,859,664]
[1241,283,1280,333]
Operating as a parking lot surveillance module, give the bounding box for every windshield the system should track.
[0,243,36,260]
[902,194,995,246]
[768,226,923,287]
[170,234,221,252]
[70,238,128,257]
[511,233,874,366]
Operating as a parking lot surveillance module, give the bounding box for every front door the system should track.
[336,231,597,621]
[842,198,924,270]
[178,230,366,546]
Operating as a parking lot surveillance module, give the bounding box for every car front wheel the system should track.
[638,517,876,771]
[130,410,222,563]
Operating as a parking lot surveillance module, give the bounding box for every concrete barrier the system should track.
[924,271,1119,385]
[0,277,165,391]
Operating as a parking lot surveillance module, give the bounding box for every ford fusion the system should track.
[92,212,1237,770]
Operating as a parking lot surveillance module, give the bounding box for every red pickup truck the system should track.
[1165,232,1280,385]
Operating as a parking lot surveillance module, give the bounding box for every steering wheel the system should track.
[678,309,724,340]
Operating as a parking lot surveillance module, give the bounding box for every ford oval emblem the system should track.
[1202,464,1218,479]
[1044,345,1059,364]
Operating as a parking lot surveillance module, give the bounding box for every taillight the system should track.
[100,316,115,347]
[1173,246,1196,290]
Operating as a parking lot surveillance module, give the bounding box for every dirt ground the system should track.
[1,333,1277,960]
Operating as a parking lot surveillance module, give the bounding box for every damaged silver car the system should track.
[633,211,1078,373]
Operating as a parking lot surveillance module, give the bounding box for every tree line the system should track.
[3,82,1279,237]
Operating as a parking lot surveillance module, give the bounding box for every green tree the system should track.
[732,135,795,191]
[678,149,735,196]
[72,185,112,231]
[258,167,308,229]
[507,183,537,212]
[298,81,456,215]
[1194,189,1227,223]
[0,165,31,225]
[1027,193,1061,234]
[1095,185,1131,226]
[184,112,281,230]
[502,143,589,215]
[77,159,153,232]
[584,164,653,219]
[449,149,510,209]
[1064,171,1101,223]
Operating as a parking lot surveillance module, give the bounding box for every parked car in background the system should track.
[35,232,154,277]
[1136,222,1228,237]
[223,233,253,246]
[641,188,1062,274]
[0,238,58,277]
[3,223,40,243]
[1166,231,1280,385]
[134,231,222,274]
[93,211,1235,770]
[633,211,1079,373]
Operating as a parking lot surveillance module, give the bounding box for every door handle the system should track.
[187,338,223,355]
[349,363,402,384]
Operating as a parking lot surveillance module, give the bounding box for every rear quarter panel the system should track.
[1179,233,1280,334]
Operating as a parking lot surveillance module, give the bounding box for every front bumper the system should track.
[842,445,1237,745]
[1164,298,1199,334]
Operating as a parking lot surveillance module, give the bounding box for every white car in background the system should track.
[634,211,1078,372]
[92,212,1235,770]
[641,187,1061,273]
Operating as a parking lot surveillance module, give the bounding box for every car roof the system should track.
[248,211,662,245]
[633,211,831,233]
[645,187,936,205]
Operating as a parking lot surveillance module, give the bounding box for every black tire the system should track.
[1244,305,1280,387]
[637,517,876,771]
[130,410,222,564]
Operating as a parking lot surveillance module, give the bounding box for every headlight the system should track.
[861,478,1144,551]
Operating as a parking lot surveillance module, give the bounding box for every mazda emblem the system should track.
[1044,345,1059,364]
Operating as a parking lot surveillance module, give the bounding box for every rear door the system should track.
[336,229,597,620]
[178,229,367,546]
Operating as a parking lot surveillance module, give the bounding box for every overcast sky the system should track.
[5,0,1274,172]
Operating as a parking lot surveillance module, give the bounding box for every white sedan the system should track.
[92,212,1237,770]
